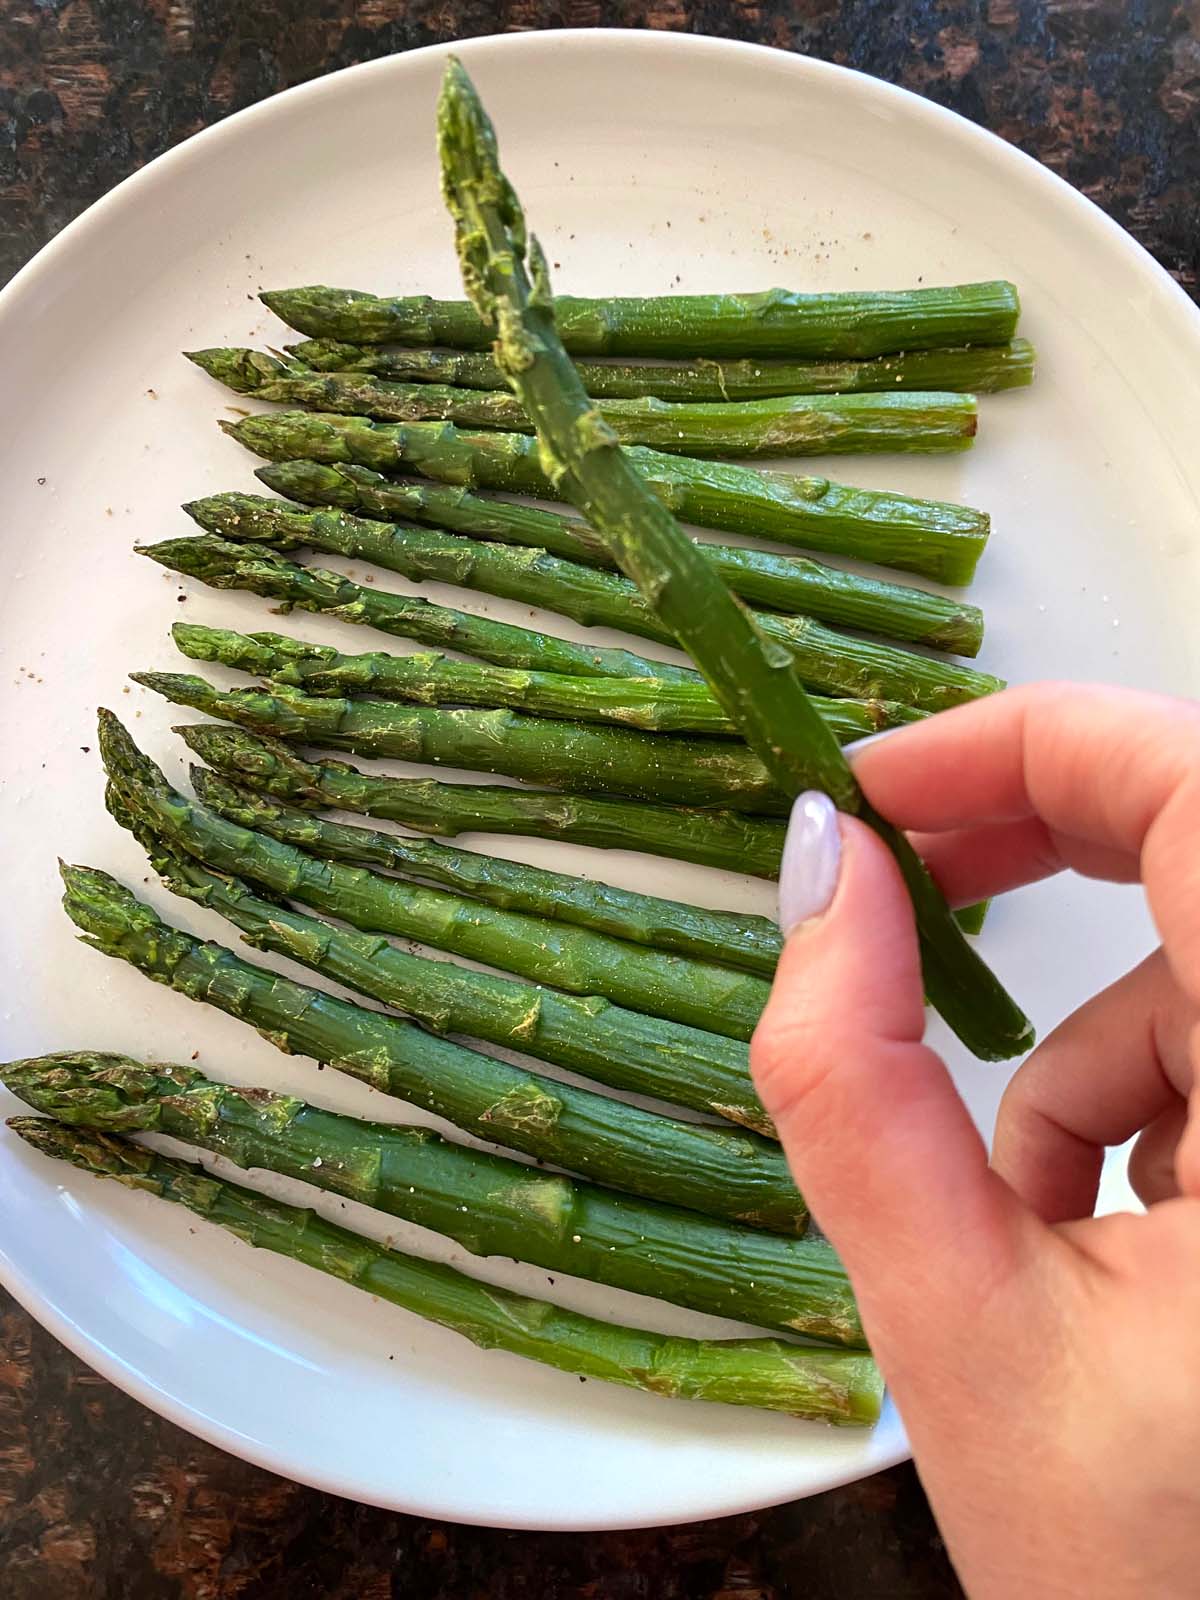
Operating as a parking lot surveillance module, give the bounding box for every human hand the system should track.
[750,684,1200,1600]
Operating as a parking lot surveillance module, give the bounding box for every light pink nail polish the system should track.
[778,791,842,936]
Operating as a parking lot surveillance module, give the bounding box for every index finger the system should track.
[854,682,1200,991]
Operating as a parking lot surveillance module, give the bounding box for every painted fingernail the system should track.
[778,791,842,936]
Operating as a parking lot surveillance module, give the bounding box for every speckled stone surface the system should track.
[1,4,1196,1594]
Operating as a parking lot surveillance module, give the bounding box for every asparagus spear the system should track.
[180,721,792,876]
[234,467,988,656]
[260,279,1019,357]
[102,710,774,1042]
[151,536,697,684]
[59,864,803,1230]
[188,347,978,458]
[436,59,1032,1062]
[179,725,995,933]
[192,764,986,952]
[110,784,769,1130]
[9,1119,879,1420]
[161,519,999,711]
[172,621,905,740]
[191,765,785,975]
[222,412,988,584]
[285,336,1036,399]
[2,1052,859,1342]
[132,671,799,815]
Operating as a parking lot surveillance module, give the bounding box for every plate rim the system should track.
[1,26,1197,1529]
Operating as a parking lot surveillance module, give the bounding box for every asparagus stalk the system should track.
[131,671,801,815]
[110,784,770,1131]
[260,279,1019,357]
[161,518,999,711]
[234,467,988,656]
[188,347,978,458]
[222,411,989,584]
[193,765,985,954]
[191,765,785,975]
[2,1052,859,1342]
[9,1119,879,1421]
[58,864,803,1230]
[285,336,1036,399]
[180,721,793,876]
[172,621,905,741]
[436,59,1032,1062]
[102,710,774,1042]
[151,536,697,684]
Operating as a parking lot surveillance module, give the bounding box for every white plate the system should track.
[0,29,1197,1530]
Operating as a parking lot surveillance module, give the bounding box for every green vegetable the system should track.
[222,412,988,584]
[259,279,1019,357]
[112,792,769,1133]
[180,723,987,935]
[162,514,1000,711]
[102,710,774,1043]
[172,621,906,740]
[284,335,1036,399]
[59,864,803,1231]
[145,535,695,684]
[9,1119,880,1420]
[2,1052,861,1342]
[180,721,793,876]
[240,464,988,656]
[134,671,806,816]
[190,765,785,975]
[435,58,1033,1063]
[188,347,978,458]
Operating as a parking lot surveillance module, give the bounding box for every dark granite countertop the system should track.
[2,3,1197,1595]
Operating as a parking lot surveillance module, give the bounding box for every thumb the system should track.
[751,792,1022,1341]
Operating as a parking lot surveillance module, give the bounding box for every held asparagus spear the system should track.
[180,721,794,876]
[9,1120,879,1421]
[284,335,1036,399]
[172,621,906,740]
[101,710,774,1042]
[222,412,989,584]
[190,765,786,975]
[219,468,989,656]
[260,279,1019,357]
[2,1053,860,1342]
[187,347,979,458]
[108,781,770,1131]
[436,58,1033,1062]
[58,865,804,1231]
[160,519,1000,711]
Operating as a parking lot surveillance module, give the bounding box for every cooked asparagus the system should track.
[59,864,803,1230]
[172,621,907,740]
[188,346,978,457]
[158,519,1000,710]
[219,467,988,655]
[109,783,770,1131]
[179,722,793,877]
[2,1052,860,1342]
[190,765,785,975]
[102,710,774,1042]
[284,335,1035,399]
[221,411,989,584]
[435,57,1033,1062]
[10,1118,879,1419]
[259,280,1019,357]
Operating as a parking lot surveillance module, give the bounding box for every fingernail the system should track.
[778,791,842,936]
[843,726,901,762]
